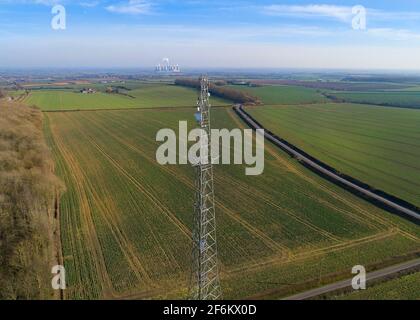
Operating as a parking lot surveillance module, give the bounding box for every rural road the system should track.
[284,258,420,300]
[234,105,420,223]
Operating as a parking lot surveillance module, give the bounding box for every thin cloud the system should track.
[262,4,420,24]
[106,0,151,14]
[367,28,420,41]
[369,10,420,21]
[262,4,355,22]
[0,0,63,4]
[0,0,100,6]
[79,1,99,7]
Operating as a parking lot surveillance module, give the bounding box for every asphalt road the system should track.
[284,258,420,300]
[234,105,420,222]
[233,106,420,300]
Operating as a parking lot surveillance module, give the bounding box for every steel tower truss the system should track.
[189,76,222,300]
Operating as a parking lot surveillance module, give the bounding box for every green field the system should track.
[229,85,328,105]
[6,90,24,97]
[330,91,420,109]
[247,103,420,208]
[44,106,419,299]
[25,84,230,111]
[331,271,420,300]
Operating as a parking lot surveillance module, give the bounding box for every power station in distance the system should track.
[155,58,181,74]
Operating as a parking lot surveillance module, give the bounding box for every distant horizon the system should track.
[2,66,420,75]
[1,1,420,70]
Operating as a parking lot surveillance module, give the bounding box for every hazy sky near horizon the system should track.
[1,0,420,70]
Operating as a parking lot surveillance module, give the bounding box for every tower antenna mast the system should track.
[190,76,222,300]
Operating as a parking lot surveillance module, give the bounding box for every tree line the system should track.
[174,78,261,105]
[0,101,64,299]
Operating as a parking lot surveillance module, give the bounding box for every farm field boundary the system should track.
[45,107,419,299]
[284,257,420,300]
[327,91,420,110]
[23,85,231,111]
[41,104,233,113]
[234,105,420,224]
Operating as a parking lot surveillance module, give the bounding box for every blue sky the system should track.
[1,0,420,69]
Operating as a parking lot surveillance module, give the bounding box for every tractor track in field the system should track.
[269,108,420,165]
[41,104,232,113]
[231,106,420,226]
[47,108,419,300]
[215,174,342,244]
[90,113,292,256]
[52,113,178,298]
[111,229,409,300]
[227,109,393,231]
[62,116,152,285]
[58,112,186,294]
[226,228,402,275]
[57,123,153,289]
[234,105,420,223]
[48,115,115,298]
[75,111,289,258]
[77,169,153,288]
[140,114,342,245]
[73,111,289,276]
[81,130,192,239]
[83,110,412,260]
[264,126,420,198]
[81,110,413,266]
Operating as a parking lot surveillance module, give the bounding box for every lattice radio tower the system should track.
[189,76,222,300]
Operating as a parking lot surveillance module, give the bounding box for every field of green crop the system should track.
[44,106,419,299]
[25,84,230,111]
[247,103,420,208]
[229,85,328,105]
[331,271,420,300]
[6,90,24,97]
[125,84,231,106]
[330,91,420,109]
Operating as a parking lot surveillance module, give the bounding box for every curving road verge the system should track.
[233,105,420,224]
[284,258,420,300]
